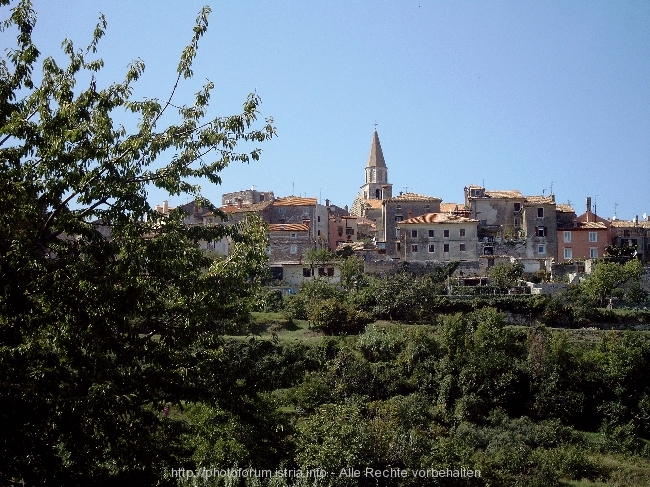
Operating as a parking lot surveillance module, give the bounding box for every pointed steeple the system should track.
[366,130,386,168]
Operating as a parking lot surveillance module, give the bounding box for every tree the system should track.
[488,261,524,288]
[0,2,274,485]
[581,260,643,306]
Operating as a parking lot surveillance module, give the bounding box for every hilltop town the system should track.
[152,130,650,290]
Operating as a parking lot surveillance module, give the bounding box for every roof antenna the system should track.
[550,181,554,195]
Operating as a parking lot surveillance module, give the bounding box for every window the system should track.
[317,215,320,222]
[590,248,598,258]
[428,244,435,253]
[563,231,572,243]
[395,215,403,222]
[327,268,334,277]
[514,218,520,227]
[589,232,597,243]
[443,244,450,252]
[346,228,354,235]
[278,207,286,215]
[378,242,386,250]
[428,229,434,238]
[411,229,418,238]
[290,244,297,254]
[459,228,466,237]
[444,229,450,238]
[318,267,326,277]
[564,248,572,259]
[395,228,401,238]
[460,243,466,252]
[375,188,381,199]
[538,244,546,254]
[302,207,310,216]
[537,207,544,218]
[303,268,312,277]
[424,204,430,211]
[411,244,418,252]
[291,233,297,238]
[514,203,521,212]
[537,226,545,237]
[396,242,401,252]
[396,205,402,211]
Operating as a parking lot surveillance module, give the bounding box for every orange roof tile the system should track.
[268,224,310,232]
[484,190,524,199]
[273,196,317,206]
[524,195,555,205]
[576,222,608,230]
[388,192,442,202]
[398,212,478,225]
[556,204,575,213]
[440,203,465,213]
[363,199,383,209]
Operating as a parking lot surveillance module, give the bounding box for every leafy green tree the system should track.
[488,262,525,288]
[0,2,274,485]
[581,259,643,306]
[338,255,366,290]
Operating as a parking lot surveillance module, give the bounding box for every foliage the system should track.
[304,248,338,266]
[338,255,366,291]
[0,2,274,484]
[488,262,525,288]
[581,259,643,306]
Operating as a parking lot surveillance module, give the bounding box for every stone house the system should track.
[221,188,274,206]
[328,215,358,251]
[378,192,442,257]
[610,217,650,262]
[464,187,558,262]
[266,223,311,265]
[269,196,329,249]
[397,212,479,262]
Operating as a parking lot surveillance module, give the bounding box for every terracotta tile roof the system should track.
[387,192,442,203]
[220,200,273,213]
[556,204,575,213]
[577,221,607,229]
[398,212,478,225]
[273,196,317,206]
[483,190,523,199]
[363,199,383,209]
[523,195,555,205]
[611,220,650,228]
[357,217,376,227]
[268,223,310,232]
[440,203,465,213]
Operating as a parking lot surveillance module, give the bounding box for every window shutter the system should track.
[544,226,547,237]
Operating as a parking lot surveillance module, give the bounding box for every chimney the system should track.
[325,198,330,207]
[586,197,592,213]
[237,198,242,209]
[634,215,639,227]
[163,200,168,214]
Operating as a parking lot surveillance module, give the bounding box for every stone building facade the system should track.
[266,223,311,265]
[222,188,274,206]
[397,212,479,262]
[328,215,358,251]
[378,193,442,257]
[269,196,329,249]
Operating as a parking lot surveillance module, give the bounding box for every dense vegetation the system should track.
[177,311,650,486]
[3,2,650,485]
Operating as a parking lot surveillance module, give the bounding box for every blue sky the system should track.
[6,1,650,220]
